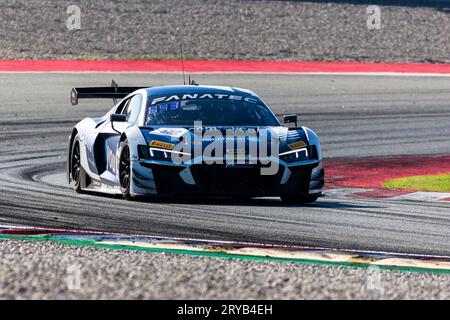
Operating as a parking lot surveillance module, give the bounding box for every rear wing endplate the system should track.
[70,80,147,106]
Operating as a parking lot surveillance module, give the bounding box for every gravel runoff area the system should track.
[0,239,449,300]
[2,0,450,63]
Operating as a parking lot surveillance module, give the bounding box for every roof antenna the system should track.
[188,75,198,86]
[180,43,186,85]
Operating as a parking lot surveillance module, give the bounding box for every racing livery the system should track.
[68,83,324,203]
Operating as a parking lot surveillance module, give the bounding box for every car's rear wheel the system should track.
[119,141,132,200]
[280,194,318,204]
[70,139,83,193]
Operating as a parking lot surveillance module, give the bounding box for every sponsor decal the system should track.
[149,140,175,150]
[288,140,307,150]
[149,101,179,115]
[225,153,246,159]
[150,94,259,105]
[106,146,117,173]
[149,127,187,138]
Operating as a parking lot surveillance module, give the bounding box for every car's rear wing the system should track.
[70,80,147,106]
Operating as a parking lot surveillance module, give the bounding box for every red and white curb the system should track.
[325,156,450,203]
[326,188,450,202]
[1,224,450,273]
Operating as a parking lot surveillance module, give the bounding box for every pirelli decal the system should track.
[288,141,307,150]
[149,140,175,150]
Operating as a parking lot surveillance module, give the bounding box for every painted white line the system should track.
[390,191,450,202]
[327,188,450,203]
[326,188,373,197]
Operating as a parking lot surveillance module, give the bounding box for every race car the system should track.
[68,82,324,203]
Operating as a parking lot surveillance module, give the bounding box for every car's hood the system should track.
[140,126,309,155]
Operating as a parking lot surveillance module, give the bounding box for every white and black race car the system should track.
[68,82,324,203]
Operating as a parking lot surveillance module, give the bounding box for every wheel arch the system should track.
[302,126,322,161]
[67,127,79,183]
[119,132,128,143]
[122,126,147,161]
[117,126,149,198]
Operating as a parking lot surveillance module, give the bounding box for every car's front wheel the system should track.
[70,137,83,193]
[119,140,133,200]
[280,194,318,204]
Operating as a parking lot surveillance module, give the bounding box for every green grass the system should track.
[384,173,450,192]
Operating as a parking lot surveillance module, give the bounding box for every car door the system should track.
[100,94,143,184]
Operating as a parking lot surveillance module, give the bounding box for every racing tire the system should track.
[119,140,133,200]
[70,137,83,193]
[280,194,319,204]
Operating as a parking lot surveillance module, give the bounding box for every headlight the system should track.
[138,144,190,161]
[150,147,191,161]
[279,148,308,162]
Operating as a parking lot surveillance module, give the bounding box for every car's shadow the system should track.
[83,189,382,209]
[133,195,382,209]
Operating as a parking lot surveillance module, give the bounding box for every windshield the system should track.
[146,98,280,126]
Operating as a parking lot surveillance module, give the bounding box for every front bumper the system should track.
[130,158,324,198]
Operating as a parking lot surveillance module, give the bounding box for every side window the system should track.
[126,95,143,124]
[116,98,130,115]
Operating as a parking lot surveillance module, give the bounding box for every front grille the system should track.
[147,164,189,194]
[142,162,314,196]
[191,164,283,195]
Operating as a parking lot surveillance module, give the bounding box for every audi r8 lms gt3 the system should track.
[68,83,324,203]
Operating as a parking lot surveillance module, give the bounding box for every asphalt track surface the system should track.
[1,73,450,256]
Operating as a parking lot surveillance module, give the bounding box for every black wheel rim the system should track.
[71,142,81,183]
[120,146,130,192]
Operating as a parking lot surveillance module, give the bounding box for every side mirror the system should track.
[110,114,127,122]
[283,114,298,127]
[110,114,127,133]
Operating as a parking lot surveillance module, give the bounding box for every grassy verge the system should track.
[384,173,450,192]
